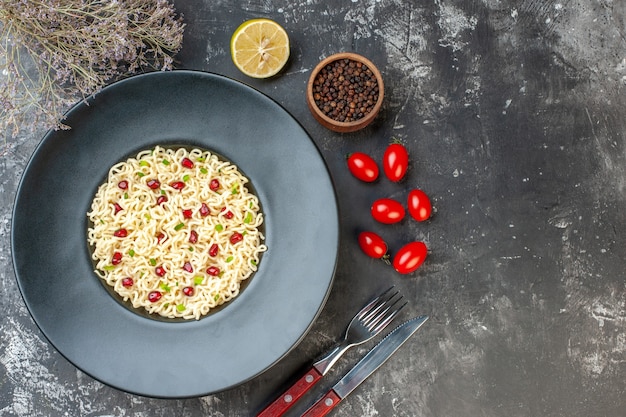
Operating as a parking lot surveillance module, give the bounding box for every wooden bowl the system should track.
[306,52,384,133]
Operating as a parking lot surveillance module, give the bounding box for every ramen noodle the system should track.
[87,146,267,320]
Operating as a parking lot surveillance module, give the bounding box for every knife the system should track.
[301,315,429,417]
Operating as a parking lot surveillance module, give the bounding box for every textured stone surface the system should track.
[1,0,625,416]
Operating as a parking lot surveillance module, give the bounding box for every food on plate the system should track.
[230,18,290,78]
[347,152,379,182]
[392,241,427,274]
[407,189,432,222]
[87,146,267,319]
[371,198,406,224]
[382,142,408,182]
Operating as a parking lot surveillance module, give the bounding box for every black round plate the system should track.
[11,71,339,398]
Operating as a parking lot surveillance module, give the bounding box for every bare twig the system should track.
[0,0,185,147]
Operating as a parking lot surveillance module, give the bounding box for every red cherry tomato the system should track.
[371,198,405,224]
[347,152,379,182]
[358,231,389,259]
[383,143,409,182]
[393,241,427,274]
[407,189,432,222]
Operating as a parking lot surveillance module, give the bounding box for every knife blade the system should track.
[301,315,429,417]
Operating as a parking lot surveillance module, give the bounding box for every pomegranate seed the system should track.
[113,203,123,214]
[155,265,166,277]
[112,251,123,265]
[156,195,168,205]
[118,180,128,190]
[199,203,210,217]
[114,228,128,238]
[182,209,193,219]
[170,181,185,190]
[206,266,220,276]
[209,179,220,191]
[189,230,198,244]
[209,243,219,257]
[156,232,166,244]
[183,286,194,296]
[182,261,193,273]
[221,207,234,219]
[181,158,194,169]
[147,179,160,189]
[122,277,134,287]
[230,232,243,244]
[148,291,162,302]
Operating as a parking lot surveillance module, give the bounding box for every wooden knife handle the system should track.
[301,390,342,417]
[257,367,323,417]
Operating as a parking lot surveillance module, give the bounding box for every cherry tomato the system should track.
[347,152,379,182]
[371,198,405,224]
[393,241,427,274]
[358,231,389,260]
[383,143,408,182]
[407,189,432,222]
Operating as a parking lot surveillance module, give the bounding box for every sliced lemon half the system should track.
[230,18,290,78]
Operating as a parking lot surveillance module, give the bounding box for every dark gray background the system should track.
[1,0,625,416]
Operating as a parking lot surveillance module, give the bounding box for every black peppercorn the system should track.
[312,58,379,123]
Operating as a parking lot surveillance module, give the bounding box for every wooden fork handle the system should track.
[256,367,323,417]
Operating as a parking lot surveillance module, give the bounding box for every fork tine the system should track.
[357,286,393,316]
[358,288,403,332]
[365,292,404,330]
[371,300,407,333]
[361,289,401,323]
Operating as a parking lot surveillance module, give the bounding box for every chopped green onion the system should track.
[128,249,135,257]
[244,212,253,224]
[197,157,206,162]
[215,224,224,232]
[183,174,190,182]
[226,256,233,263]
[137,172,145,177]
[99,219,105,224]
[139,160,149,167]
[193,276,204,285]
[124,192,129,199]
[188,247,194,252]
[103,265,115,271]
[177,304,186,312]
[251,260,258,266]
[174,223,185,231]
[164,303,169,308]
[160,283,171,292]
[213,294,220,301]
[144,213,151,221]
[160,189,166,195]
[162,159,170,165]
[149,258,157,266]
[231,184,239,194]
[200,167,208,174]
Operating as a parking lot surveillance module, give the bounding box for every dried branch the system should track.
[0,0,185,146]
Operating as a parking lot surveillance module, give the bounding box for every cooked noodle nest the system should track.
[87,146,267,320]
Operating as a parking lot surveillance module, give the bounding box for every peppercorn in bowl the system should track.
[307,52,384,132]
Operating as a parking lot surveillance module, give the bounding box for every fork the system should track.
[256,287,405,417]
